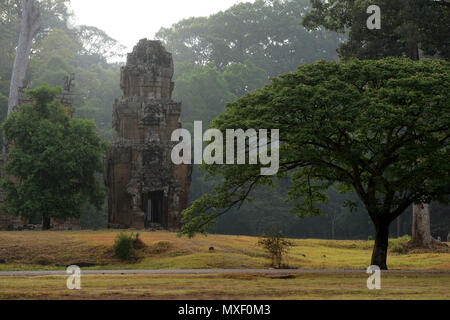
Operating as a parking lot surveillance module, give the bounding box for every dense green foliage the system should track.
[113,232,135,261]
[174,61,268,128]
[113,232,145,261]
[300,0,450,246]
[0,0,120,228]
[181,58,449,237]
[157,0,342,77]
[1,85,107,227]
[302,0,450,60]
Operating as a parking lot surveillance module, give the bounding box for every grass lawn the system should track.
[0,231,448,300]
[0,230,448,271]
[0,273,449,300]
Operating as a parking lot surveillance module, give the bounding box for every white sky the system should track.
[69,0,252,54]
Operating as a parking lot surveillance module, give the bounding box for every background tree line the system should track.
[0,0,447,239]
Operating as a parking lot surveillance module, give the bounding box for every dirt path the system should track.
[1,269,449,277]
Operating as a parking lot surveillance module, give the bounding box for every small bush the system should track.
[389,235,411,254]
[258,232,294,269]
[113,232,140,261]
[32,255,53,266]
[150,240,173,254]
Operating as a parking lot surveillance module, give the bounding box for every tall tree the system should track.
[7,0,40,115]
[1,84,107,229]
[181,58,450,269]
[75,25,126,62]
[0,0,72,96]
[302,0,450,248]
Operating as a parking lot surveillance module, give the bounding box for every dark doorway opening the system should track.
[143,191,165,227]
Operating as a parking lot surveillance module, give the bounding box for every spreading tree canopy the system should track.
[1,84,107,229]
[181,58,450,269]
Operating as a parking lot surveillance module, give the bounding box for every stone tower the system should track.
[106,39,191,230]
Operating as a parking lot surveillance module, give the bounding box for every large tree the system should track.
[181,58,450,269]
[302,0,450,249]
[0,0,73,97]
[7,0,40,115]
[1,84,107,229]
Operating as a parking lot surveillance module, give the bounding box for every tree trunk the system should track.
[401,0,434,249]
[371,222,389,270]
[42,215,51,230]
[331,218,335,240]
[330,206,338,240]
[405,36,419,61]
[7,0,40,114]
[4,0,40,159]
[397,216,401,238]
[411,204,433,248]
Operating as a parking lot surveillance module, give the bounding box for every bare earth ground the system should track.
[0,231,448,299]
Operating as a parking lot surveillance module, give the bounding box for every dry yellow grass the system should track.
[0,273,449,300]
[0,230,448,271]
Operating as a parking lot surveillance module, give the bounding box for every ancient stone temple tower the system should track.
[106,39,191,230]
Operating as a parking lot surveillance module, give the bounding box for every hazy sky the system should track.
[70,0,252,53]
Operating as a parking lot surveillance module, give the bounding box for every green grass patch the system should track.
[0,231,448,271]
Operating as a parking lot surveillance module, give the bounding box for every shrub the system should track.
[389,235,411,254]
[113,232,148,261]
[258,232,294,269]
[113,232,136,261]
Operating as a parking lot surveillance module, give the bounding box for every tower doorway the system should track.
[143,191,164,227]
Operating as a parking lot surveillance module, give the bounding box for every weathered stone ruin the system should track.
[0,74,79,231]
[17,73,75,111]
[106,39,191,230]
